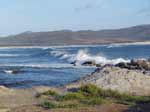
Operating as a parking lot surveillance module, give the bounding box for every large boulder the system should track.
[82,61,96,66]
[71,66,150,96]
[71,60,101,67]
[116,59,150,70]
[132,59,150,70]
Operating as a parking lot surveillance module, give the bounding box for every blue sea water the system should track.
[0,44,150,88]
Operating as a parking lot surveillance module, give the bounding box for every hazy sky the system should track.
[0,0,150,35]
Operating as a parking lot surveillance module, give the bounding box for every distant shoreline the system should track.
[0,41,150,48]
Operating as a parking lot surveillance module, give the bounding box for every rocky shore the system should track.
[1,59,150,112]
[68,59,150,96]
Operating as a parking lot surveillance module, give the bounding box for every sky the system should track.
[0,0,150,36]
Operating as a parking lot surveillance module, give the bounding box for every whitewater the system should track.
[0,43,150,88]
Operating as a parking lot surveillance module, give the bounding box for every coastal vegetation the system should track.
[38,84,150,109]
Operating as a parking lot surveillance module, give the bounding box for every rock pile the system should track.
[72,65,150,96]
[116,59,150,70]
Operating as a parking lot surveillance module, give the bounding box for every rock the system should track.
[4,69,23,74]
[82,61,96,66]
[96,64,101,67]
[71,60,102,67]
[148,58,150,62]
[82,61,102,67]
[131,59,150,70]
[116,62,128,68]
[116,59,150,70]
[70,61,77,66]
[75,66,150,96]
[135,59,150,70]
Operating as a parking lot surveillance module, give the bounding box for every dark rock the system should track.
[70,61,77,66]
[116,62,128,68]
[116,59,150,70]
[96,64,101,67]
[82,61,96,66]
[11,70,21,74]
[148,58,150,62]
[4,69,23,74]
[133,59,150,70]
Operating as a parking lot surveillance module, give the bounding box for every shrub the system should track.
[41,101,57,109]
[42,90,58,96]
[41,101,79,109]
[78,84,122,99]
[99,89,122,99]
[79,84,102,97]
[37,90,59,98]
[40,84,150,109]
[119,95,150,104]
[57,92,85,101]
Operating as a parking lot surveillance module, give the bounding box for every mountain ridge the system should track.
[0,24,150,46]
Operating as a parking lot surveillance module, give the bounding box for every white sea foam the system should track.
[72,50,130,65]
[50,49,130,65]
[107,41,150,48]
[0,63,93,69]
[0,54,22,57]
[50,50,67,57]
[4,70,14,74]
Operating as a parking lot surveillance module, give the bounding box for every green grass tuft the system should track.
[56,92,85,101]
[40,84,150,109]
[36,90,59,98]
[41,101,79,109]
[41,101,58,109]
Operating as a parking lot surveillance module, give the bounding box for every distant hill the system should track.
[0,24,150,46]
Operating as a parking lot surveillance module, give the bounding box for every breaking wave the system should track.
[0,63,93,69]
[4,70,14,74]
[0,54,23,57]
[72,50,130,65]
[50,49,130,65]
[0,63,72,68]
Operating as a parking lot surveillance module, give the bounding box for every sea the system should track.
[0,42,150,88]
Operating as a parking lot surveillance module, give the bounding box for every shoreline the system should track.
[1,59,150,112]
[0,42,150,111]
[0,41,150,48]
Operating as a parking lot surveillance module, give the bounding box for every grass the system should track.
[56,92,85,101]
[39,84,150,109]
[41,101,79,109]
[36,90,59,98]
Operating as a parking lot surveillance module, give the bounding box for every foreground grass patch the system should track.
[41,101,79,109]
[39,84,150,109]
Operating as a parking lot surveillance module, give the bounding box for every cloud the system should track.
[137,8,150,16]
[136,0,150,16]
[74,0,108,12]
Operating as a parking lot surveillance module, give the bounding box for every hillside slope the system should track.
[0,24,150,46]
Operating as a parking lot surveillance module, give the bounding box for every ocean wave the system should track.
[73,50,130,65]
[0,42,150,49]
[106,41,150,48]
[51,49,130,65]
[4,70,14,74]
[0,54,26,57]
[0,63,94,69]
[50,50,66,57]
[0,45,106,50]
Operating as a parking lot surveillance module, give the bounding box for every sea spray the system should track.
[73,50,130,65]
[50,49,130,65]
